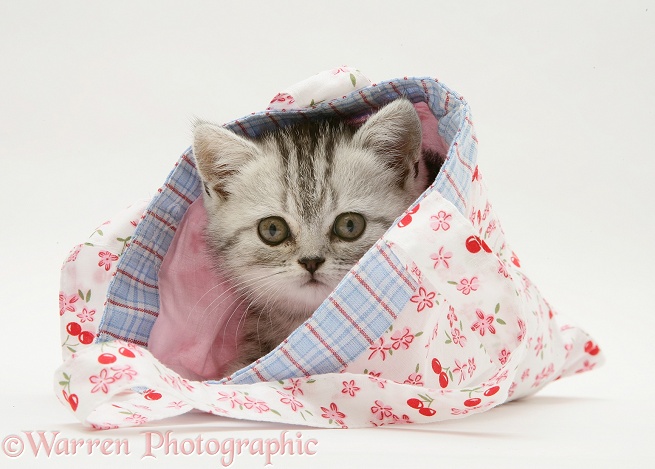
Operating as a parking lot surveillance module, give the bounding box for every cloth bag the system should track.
[56,68,603,429]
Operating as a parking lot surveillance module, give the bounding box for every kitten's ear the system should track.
[193,122,259,199]
[353,98,423,187]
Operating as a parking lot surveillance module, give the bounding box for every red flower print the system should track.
[167,401,187,409]
[533,363,555,388]
[498,348,511,365]
[368,337,391,360]
[485,220,497,236]
[368,371,386,389]
[218,391,242,409]
[320,402,346,423]
[390,327,415,350]
[98,251,119,271]
[370,400,393,420]
[59,292,78,316]
[431,323,439,340]
[497,260,510,278]
[564,342,573,359]
[66,245,82,263]
[161,374,195,392]
[508,382,518,398]
[430,210,452,231]
[267,92,296,111]
[534,336,544,357]
[452,359,468,385]
[243,396,269,413]
[451,328,467,347]
[125,413,148,425]
[517,318,527,342]
[575,360,597,374]
[394,414,413,424]
[110,365,137,381]
[269,92,295,105]
[278,391,303,412]
[283,378,304,396]
[409,262,422,279]
[426,322,439,349]
[90,423,119,430]
[89,368,116,394]
[491,369,510,384]
[403,373,424,386]
[456,277,479,295]
[447,306,457,327]
[471,309,496,336]
[521,369,531,381]
[410,286,436,312]
[430,246,452,269]
[341,380,360,397]
[332,67,348,74]
[483,202,490,220]
[469,210,477,225]
[467,358,476,377]
[77,307,95,323]
[210,406,228,415]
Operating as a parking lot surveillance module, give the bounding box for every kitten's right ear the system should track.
[192,123,259,199]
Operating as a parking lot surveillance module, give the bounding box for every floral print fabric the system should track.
[55,69,603,429]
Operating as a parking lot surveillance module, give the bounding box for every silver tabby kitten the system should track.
[193,99,429,376]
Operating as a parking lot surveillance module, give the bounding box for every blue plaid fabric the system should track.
[97,77,478,382]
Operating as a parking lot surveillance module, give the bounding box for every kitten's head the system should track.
[193,99,426,316]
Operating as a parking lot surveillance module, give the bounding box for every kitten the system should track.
[193,99,435,376]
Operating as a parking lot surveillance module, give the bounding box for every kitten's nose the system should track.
[298,256,325,274]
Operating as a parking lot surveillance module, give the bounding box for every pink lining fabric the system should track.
[415,102,449,156]
[148,199,241,380]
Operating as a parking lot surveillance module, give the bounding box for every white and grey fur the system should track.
[193,99,432,376]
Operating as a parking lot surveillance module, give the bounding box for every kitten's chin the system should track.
[272,278,335,317]
[303,278,324,288]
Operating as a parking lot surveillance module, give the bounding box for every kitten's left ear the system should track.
[353,98,423,187]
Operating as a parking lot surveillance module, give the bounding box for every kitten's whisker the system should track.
[182,274,254,325]
[236,281,288,361]
[253,283,288,353]
[230,279,286,346]
[188,270,285,332]
[211,275,285,361]
[218,275,282,342]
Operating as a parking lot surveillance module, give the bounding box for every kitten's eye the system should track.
[257,217,290,246]
[333,212,366,241]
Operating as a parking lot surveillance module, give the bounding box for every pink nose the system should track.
[298,257,325,274]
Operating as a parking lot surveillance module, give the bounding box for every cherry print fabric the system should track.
[56,68,603,428]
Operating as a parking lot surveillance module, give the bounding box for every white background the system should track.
[0,1,653,467]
